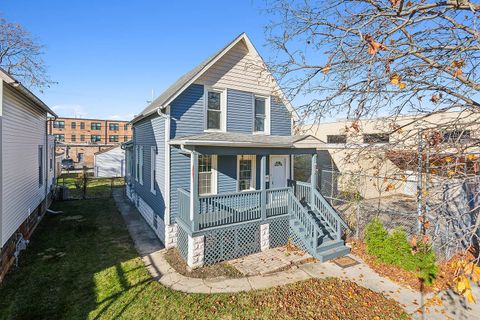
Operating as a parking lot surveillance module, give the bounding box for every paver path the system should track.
[113,188,478,319]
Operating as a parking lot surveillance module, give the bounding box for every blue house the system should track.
[125,33,349,268]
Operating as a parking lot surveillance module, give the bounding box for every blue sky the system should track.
[1,0,272,120]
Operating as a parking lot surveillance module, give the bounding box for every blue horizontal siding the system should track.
[133,115,166,218]
[217,155,237,193]
[170,84,204,138]
[227,89,253,133]
[270,98,292,136]
[169,146,191,223]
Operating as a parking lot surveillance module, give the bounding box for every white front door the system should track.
[270,156,288,188]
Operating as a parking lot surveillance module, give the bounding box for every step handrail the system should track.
[311,188,348,233]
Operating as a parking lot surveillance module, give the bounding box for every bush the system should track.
[364,219,438,285]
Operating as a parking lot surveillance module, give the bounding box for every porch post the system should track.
[310,152,317,207]
[190,151,199,231]
[260,155,267,220]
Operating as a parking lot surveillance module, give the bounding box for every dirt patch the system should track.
[253,278,409,320]
[350,240,455,292]
[164,248,243,279]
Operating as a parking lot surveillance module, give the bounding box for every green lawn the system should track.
[0,195,408,320]
[57,176,125,199]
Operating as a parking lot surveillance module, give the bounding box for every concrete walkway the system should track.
[113,188,478,319]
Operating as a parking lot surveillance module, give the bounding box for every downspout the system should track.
[46,114,57,208]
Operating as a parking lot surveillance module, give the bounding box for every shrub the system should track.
[364,219,438,285]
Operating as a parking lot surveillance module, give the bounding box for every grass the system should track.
[0,195,409,320]
[57,176,124,199]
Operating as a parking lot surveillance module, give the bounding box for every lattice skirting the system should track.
[269,217,290,248]
[204,221,262,265]
[177,226,188,261]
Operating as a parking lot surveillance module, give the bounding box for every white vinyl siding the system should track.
[94,146,125,178]
[1,84,48,247]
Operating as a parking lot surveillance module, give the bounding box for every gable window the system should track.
[150,146,156,194]
[237,155,256,191]
[91,135,101,143]
[206,90,224,130]
[254,96,267,133]
[327,135,347,144]
[91,122,101,130]
[109,123,119,131]
[363,133,389,144]
[53,120,65,128]
[38,145,43,186]
[198,155,217,195]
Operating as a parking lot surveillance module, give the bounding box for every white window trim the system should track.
[139,146,144,185]
[236,155,256,192]
[150,146,157,195]
[203,86,227,132]
[198,155,218,196]
[252,95,271,135]
[135,146,139,182]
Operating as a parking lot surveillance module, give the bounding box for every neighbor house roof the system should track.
[170,132,323,148]
[132,33,297,124]
[0,67,57,117]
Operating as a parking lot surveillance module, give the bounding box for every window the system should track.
[124,135,129,142]
[363,133,389,144]
[443,130,471,143]
[109,123,119,131]
[206,90,224,130]
[91,135,101,142]
[38,146,43,186]
[54,134,65,142]
[150,147,157,194]
[198,155,217,195]
[71,122,76,129]
[53,121,65,128]
[135,146,144,184]
[91,122,101,130]
[80,134,85,142]
[237,155,256,191]
[71,134,76,142]
[49,146,53,171]
[327,135,347,144]
[80,122,85,129]
[254,97,266,132]
[124,124,129,130]
[109,135,119,142]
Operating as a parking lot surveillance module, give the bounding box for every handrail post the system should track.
[190,151,199,231]
[260,155,266,220]
[310,152,317,207]
[337,220,342,240]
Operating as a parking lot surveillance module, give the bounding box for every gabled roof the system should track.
[0,67,57,117]
[170,132,323,148]
[132,33,296,124]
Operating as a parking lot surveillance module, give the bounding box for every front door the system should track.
[270,156,288,188]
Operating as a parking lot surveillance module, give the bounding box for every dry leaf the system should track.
[322,65,331,73]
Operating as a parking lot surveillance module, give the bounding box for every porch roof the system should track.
[170,132,324,149]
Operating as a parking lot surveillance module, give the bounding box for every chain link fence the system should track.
[56,172,125,200]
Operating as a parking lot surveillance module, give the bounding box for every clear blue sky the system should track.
[1,0,272,120]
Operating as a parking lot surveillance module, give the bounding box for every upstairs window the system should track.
[109,135,119,142]
[54,134,65,142]
[80,122,85,129]
[71,122,76,129]
[363,133,389,144]
[206,90,224,130]
[443,130,471,143]
[109,123,119,131]
[124,124,129,130]
[91,122,101,130]
[254,97,266,133]
[53,121,65,128]
[80,134,85,142]
[71,134,76,142]
[124,135,129,142]
[327,135,347,144]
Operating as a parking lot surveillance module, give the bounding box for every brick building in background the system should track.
[48,117,132,167]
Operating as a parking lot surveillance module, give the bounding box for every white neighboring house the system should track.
[94,146,125,178]
[0,68,57,281]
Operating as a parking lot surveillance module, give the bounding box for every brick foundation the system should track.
[0,193,53,283]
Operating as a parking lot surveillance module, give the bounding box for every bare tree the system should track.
[265,0,480,301]
[0,16,52,90]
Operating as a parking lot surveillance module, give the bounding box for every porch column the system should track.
[311,152,317,207]
[260,155,267,220]
[190,151,199,231]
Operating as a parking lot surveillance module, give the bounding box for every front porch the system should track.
[170,133,349,268]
